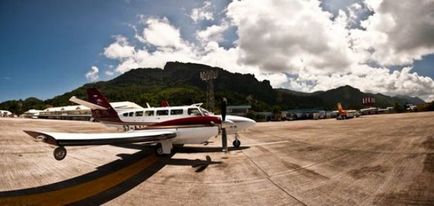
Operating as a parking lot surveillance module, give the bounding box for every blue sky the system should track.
[1,0,434,102]
[0,0,200,101]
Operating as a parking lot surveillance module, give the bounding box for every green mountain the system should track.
[44,62,277,112]
[393,95,425,105]
[279,85,425,110]
[0,97,46,115]
[0,62,426,114]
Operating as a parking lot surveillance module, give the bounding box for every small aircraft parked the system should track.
[24,88,255,160]
[336,102,359,120]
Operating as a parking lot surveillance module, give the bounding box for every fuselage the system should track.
[29,88,257,159]
[108,103,255,135]
[111,104,255,146]
[117,104,209,125]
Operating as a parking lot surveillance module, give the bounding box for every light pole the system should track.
[200,70,218,112]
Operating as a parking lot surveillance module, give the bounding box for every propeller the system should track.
[221,97,228,153]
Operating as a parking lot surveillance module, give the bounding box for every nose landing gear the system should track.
[232,133,241,148]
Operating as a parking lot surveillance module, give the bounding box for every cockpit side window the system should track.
[129,112,134,117]
[170,109,183,115]
[123,113,128,117]
[156,110,169,116]
[188,108,201,116]
[145,110,154,116]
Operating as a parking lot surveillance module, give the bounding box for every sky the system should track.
[1,0,434,102]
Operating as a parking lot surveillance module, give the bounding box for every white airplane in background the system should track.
[336,102,359,120]
[24,88,255,161]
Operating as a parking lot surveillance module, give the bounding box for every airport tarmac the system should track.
[0,112,433,205]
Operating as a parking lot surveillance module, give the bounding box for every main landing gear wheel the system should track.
[233,139,241,148]
[154,143,165,156]
[53,147,67,161]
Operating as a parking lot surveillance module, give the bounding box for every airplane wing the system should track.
[69,96,107,110]
[23,129,176,146]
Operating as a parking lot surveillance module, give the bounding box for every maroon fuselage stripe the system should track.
[100,116,221,127]
[152,116,221,126]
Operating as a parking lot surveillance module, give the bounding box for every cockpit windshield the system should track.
[188,108,202,116]
[187,104,213,116]
[199,107,211,116]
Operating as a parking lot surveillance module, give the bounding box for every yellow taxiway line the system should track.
[0,154,158,205]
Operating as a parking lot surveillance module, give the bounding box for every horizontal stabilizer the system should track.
[69,96,107,110]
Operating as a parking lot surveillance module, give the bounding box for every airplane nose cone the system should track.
[249,118,256,126]
[242,116,256,126]
[224,115,256,130]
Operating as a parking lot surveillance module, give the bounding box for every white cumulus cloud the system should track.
[105,70,114,76]
[190,1,214,23]
[104,18,198,73]
[85,66,99,82]
[141,18,188,50]
[353,0,434,65]
[196,23,229,44]
[103,35,135,59]
[227,0,355,74]
[102,0,434,101]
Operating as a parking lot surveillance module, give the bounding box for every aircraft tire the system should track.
[233,139,241,148]
[154,143,166,156]
[53,147,67,161]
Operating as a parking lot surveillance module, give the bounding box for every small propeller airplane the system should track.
[24,88,256,160]
[336,102,359,120]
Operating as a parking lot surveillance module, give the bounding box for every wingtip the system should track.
[23,130,37,138]
[23,130,57,145]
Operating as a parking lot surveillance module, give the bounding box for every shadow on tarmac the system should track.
[111,143,250,154]
[0,144,249,205]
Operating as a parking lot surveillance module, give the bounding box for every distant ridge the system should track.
[0,62,426,114]
[279,85,425,109]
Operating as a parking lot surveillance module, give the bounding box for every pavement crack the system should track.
[241,149,307,206]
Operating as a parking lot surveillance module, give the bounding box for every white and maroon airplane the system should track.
[24,88,255,160]
[69,89,254,134]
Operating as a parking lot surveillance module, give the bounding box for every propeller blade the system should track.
[221,97,228,153]
[222,128,228,153]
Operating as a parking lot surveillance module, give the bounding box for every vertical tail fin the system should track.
[87,88,121,123]
[160,100,170,107]
[337,102,345,113]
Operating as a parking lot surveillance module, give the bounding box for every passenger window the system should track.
[145,111,154,116]
[157,110,169,116]
[170,109,183,115]
[188,108,201,116]
[123,113,128,117]
[129,112,134,117]
[135,111,143,117]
